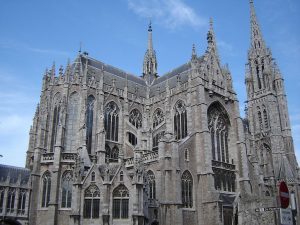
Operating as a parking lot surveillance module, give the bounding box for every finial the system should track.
[250,0,254,4]
[148,20,152,32]
[191,43,197,60]
[79,41,82,53]
[209,17,213,30]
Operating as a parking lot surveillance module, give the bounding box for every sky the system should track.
[0,0,299,167]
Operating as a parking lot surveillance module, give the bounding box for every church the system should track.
[0,1,299,225]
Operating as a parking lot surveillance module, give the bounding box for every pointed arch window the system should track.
[208,103,230,163]
[41,171,51,208]
[153,108,164,128]
[17,189,27,214]
[50,104,60,152]
[0,187,4,213]
[83,185,100,219]
[147,171,156,200]
[152,131,164,151]
[65,92,80,152]
[91,172,95,182]
[86,95,95,154]
[129,109,142,129]
[61,171,73,208]
[181,171,193,208]
[113,185,129,219]
[174,100,187,140]
[255,60,262,90]
[104,102,119,142]
[105,145,119,163]
[6,188,16,213]
[263,108,269,129]
[128,132,137,146]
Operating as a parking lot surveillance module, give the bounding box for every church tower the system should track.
[245,0,299,198]
[143,22,158,85]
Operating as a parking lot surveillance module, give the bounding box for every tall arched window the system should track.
[41,171,51,208]
[147,171,156,200]
[6,188,16,213]
[181,171,193,208]
[128,132,137,146]
[105,145,119,163]
[152,131,164,151]
[65,92,80,152]
[208,103,230,163]
[113,185,129,219]
[86,95,95,154]
[174,100,187,140]
[129,109,142,129]
[153,108,164,128]
[0,187,4,213]
[255,60,262,90]
[61,171,73,208]
[263,108,269,129]
[104,102,119,142]
[83,185,100,219]
[17,189,27,214]
[50,104,60,152]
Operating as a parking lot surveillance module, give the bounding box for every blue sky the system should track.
[0,0,299,167]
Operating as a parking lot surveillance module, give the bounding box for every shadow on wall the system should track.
[0,219,22,225]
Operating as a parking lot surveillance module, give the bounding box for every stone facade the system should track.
[1,1,299,225]
[0,165,30,225]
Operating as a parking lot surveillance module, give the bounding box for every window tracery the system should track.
[174,100,187,140]
[65,92,79,152]
[208,103,230,163]
[41,171,51,208]
[61,171,73,208]
[147,171,156,200]
[83,185,100,219]
[181,171,193,208]
[153,108,164,128]
[104,102,119,142]
[6,188,16,213]
[105,145,119,163]
[129,109,142,129]
[86,95,95,154]
[113,185,129,219]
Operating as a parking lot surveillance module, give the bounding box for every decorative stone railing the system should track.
[125,157,134,168]
[212,160,235,171]
[61,153,78,163]
[143,152,159,164]
[41,153,54,163]
[125,152,159,168]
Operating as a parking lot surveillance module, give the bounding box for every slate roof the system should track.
[0,164,30,185]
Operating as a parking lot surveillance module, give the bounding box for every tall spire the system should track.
[143,21,158,85]
[148,21,153,52]
[249,0,266,50]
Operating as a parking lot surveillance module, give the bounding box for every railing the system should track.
[212,160,235,171]
[61,153,78,162]
[125,157,134,167]
[41,153,54,163]
[143,152,159,163]
[125,152,159,168]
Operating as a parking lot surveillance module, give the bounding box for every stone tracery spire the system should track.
[143,21,158,86]
[250,0,266,50]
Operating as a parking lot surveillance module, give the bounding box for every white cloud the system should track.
[127,0,206,29]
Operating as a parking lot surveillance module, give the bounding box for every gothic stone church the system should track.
[1,1,299,225]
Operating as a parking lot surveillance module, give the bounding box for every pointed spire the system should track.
[249,0,266,50]
[143,21,158,85]
[207,17,215,45]
[191,43,197,60]
[148,21,153,51]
